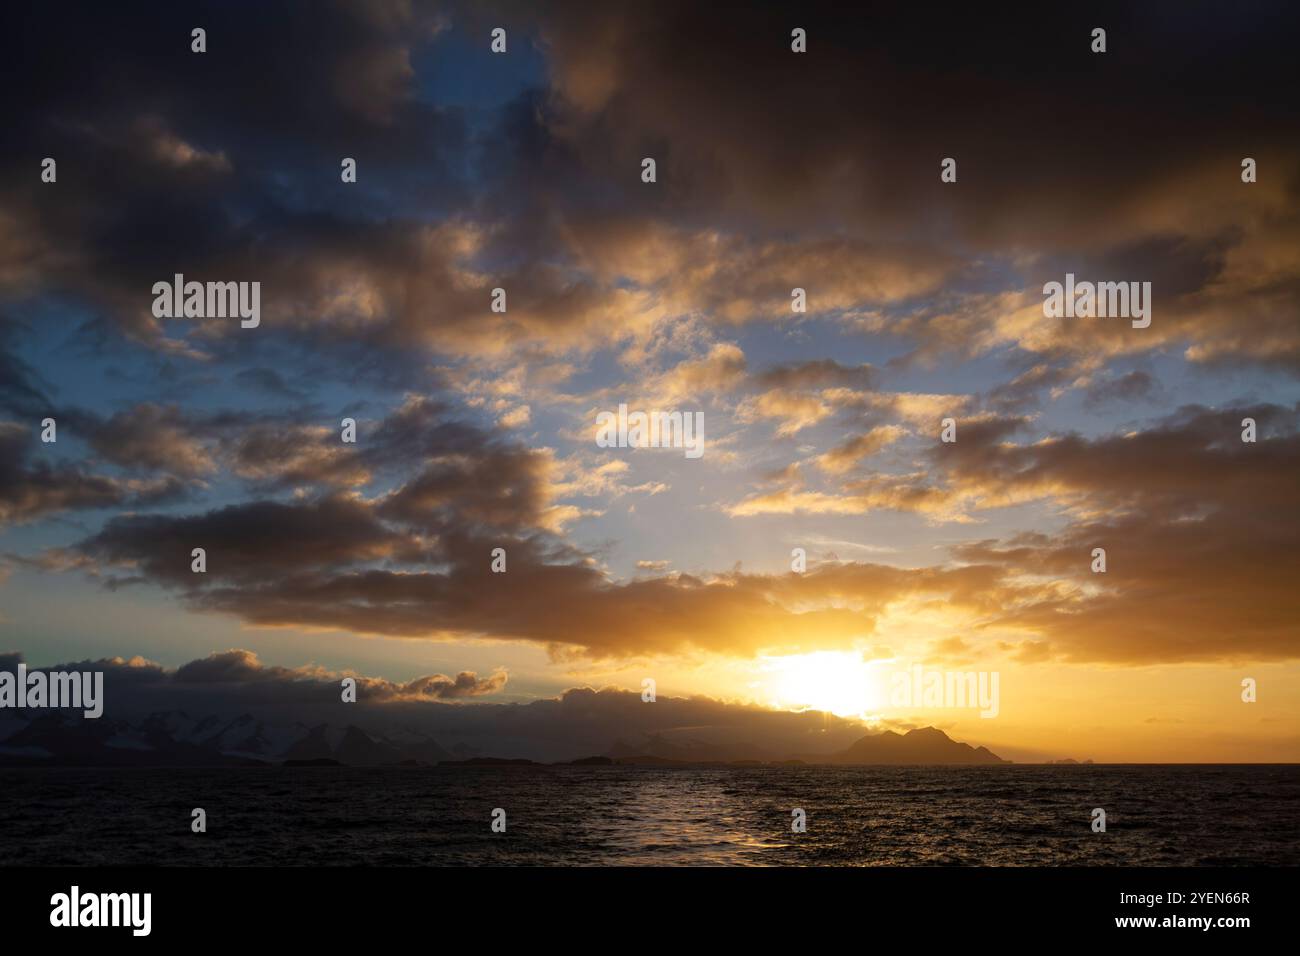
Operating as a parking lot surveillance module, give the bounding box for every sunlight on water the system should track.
[1,764,1295,866]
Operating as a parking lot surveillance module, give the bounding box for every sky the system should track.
[1,0,1298,762]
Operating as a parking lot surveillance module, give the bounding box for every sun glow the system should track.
[762,651,884,718]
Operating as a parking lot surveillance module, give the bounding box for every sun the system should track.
[762,651,884,718]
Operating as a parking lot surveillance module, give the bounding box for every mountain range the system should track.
[823,726,1005,765]
[0,709,1005,767]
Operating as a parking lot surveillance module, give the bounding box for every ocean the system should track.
[1,764,1296,866]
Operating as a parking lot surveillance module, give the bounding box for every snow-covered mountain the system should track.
[0,709,452,766]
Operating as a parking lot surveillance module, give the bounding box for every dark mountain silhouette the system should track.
[0,706,1000,768]
[280,724,337,763]
[603,726,1003,766]
[606,733,772,763]
[336,725,403,766]
[0,712,265,767]
[823,727,1006,765]
[0,709,451,767]
[606,754,804,768]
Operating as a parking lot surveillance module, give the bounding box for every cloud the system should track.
[2,647,507,708]
[5,2,1295,375]
[0,421,185,525]
[814,425,907,474]
[2,3,1297,686]
[400,669,509,700]
[753,360,877,393]
[520,1,1300,371]
[1083,369,1159,411]
[76,494,426,586]
[50,396,1300,665]
[944,403,1300,662]
[80,403,216,477]
[171,648,507,701]
[226,422,372,490]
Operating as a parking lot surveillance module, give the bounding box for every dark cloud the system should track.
[985,355,1081,415]
[943,403,1300,662]
[937,403,1299,518]
[754,360,878,392]
[41,393,495,496]
[78,403,215,477]
[401,669,509,700]
[170,648,507,700]
[724,401,1300,663]
[1083,369,1159,410]
[57,396,1297,665]
[173,648,317,685]
[3,2,1296,370]
[225,422,371,489]
[53,422,1016,656]
[377,444,561,533]
[0,421,185,525]
[2,3,1297,679]
[76,494,426,586]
